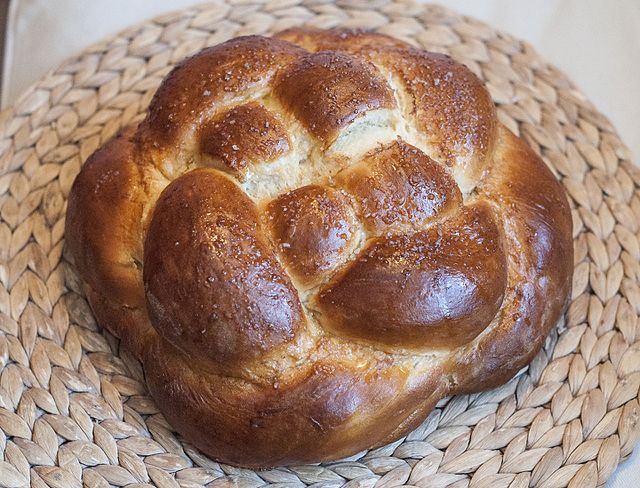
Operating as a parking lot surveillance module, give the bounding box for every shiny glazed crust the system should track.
[65,28,573,468]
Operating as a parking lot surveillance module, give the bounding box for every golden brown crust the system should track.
[199,103,290,174]
[144,169,304,365]
[455,126,574,391]
[143,336,438,468]
[65,28,573,468]
[335,139,462,232]
[140,35,305,149]
[274,27,412,52]
[65,126,146,313]
[265,185,360,287]
[355,46,497,191]
[391,48,497,189]
[273,51,395,145]
[276,30,496,191]
[316,202,507,350]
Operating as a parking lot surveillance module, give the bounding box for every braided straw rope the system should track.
[0,1,639,486]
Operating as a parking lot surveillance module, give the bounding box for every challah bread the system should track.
[65,28,573,468]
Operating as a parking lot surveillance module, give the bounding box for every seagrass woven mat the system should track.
[1,1,640,487]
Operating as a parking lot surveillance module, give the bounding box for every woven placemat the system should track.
[1,1,639,487]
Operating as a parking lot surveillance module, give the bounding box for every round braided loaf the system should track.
[65,28,574,468]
